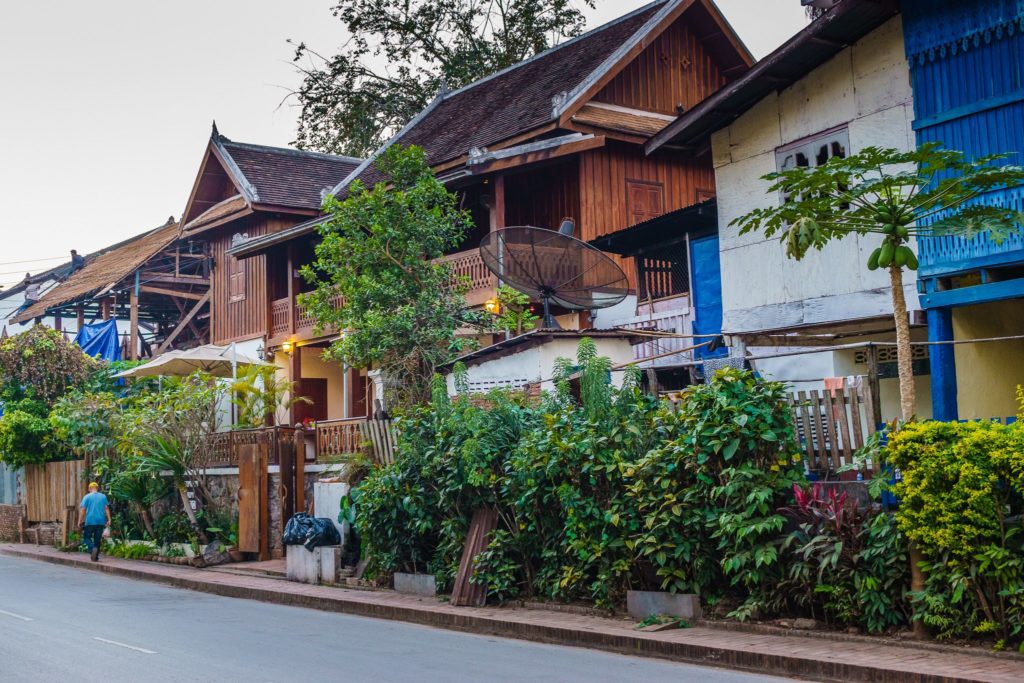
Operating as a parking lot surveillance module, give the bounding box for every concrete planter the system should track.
[393,572,437,597]
[626,590,702,622]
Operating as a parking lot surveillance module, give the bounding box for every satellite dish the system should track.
[479,225,629,329]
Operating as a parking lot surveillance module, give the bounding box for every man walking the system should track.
[78,482,110,562]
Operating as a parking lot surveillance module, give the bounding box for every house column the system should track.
[927,307,958,421]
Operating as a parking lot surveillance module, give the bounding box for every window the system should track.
[775,127,849,205]
[775,126,849,173]
[626,180,665,225]
[636,238,690,302]
[228,256,246,302]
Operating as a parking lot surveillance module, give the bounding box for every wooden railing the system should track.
[787,386,876,476]
[199,426,303,468]
[269,294,343,339]
[316,417,397,466]
[438,249,495,305]
[918,187,1024,274]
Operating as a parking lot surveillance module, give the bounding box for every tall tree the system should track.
[300,145,479,409]
[732,143,1024,422]
[290,0,595,156]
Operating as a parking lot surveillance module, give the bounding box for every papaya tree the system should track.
[732,143,1024,421]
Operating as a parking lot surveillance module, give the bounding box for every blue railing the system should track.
[917,186,1024,275]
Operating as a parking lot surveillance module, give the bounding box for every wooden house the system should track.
[646,0,926,423]
[238,0,753,399]
[901,0,1024,421]
[10,217,209,357]
[179,125,362,424]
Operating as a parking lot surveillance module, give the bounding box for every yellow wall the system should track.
[299,346,345,420]
[953,299,1024,420]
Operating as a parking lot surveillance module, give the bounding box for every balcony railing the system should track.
[269,293,343,340]
[437,249,496,306]
[918,187,1024,275]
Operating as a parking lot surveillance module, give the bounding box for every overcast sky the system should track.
[0,1,807,289]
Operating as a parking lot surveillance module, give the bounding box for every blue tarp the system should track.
[689,234,727,361]
[74,319,121,362]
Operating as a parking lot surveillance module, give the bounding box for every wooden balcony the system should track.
[918,187,1024,276]
[269,293,343,343]
[438,248,497,306]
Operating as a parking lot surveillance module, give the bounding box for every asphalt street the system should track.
[0,555,801,682]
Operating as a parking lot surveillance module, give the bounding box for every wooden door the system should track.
[237,442,269,559]
[295,378,328,424]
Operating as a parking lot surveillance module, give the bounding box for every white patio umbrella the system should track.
[113,343,271,379]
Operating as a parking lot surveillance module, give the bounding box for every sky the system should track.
[0,1,807,290]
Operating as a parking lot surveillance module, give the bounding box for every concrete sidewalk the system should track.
[4,543,1023,683]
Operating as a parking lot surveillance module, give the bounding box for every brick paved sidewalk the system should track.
[4,543,1023,683]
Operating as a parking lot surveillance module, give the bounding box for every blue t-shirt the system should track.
[80,492,109,526]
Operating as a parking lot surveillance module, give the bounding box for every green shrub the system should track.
[888,420,1024,645]
[0,409,52,467]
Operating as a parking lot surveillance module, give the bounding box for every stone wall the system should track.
[0,504,26,542]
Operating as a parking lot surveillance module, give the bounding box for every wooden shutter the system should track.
[627,180,664,226]
[228,256,246,302]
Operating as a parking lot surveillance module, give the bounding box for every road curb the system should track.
[1,546,1011,683]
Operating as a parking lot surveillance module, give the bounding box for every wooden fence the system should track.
[787,386,876,475]
[23,460,86,523]
[316,417,397,466]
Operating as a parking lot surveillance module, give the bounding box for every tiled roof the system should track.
[12,219,179,322]
[219,139,361,210]
[335,1,669,193]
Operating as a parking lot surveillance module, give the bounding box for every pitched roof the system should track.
[646,0,900,154]
[217,137,362,210]
[12,219,179,323]
[334,0,751,195]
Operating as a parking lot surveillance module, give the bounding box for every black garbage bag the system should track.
[282,513,315,546]
[303,517,341,551]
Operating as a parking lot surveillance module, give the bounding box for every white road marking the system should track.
[0,608,33,621]
[93,637,156,654]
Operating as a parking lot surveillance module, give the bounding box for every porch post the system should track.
[76,305,85,330]
[927,307,958,421]
[489,175,505,232]
[129,272,140,360]
[289,345,302,427]
[286,243,297,335]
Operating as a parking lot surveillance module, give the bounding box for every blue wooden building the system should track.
[902,0,1024,421]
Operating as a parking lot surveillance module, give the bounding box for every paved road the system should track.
[0,556,799,683]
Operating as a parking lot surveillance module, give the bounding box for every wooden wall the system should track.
[504,159,580,232]
[210,213,301,345]
[595,17,728,115]
[578,142,716,289]
[24,460,85,523]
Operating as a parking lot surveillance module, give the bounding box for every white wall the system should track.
[711,17,918,335]
[447,336,636,396]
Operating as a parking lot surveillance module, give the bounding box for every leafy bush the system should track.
[355,340,806,612]
[888,420,1024,646]
[0,326,96,405]
[0,408,52,467]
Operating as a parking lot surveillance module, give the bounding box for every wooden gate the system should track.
[237,442,269,560]
[24,460,86,522]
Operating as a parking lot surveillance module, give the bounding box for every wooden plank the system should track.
[237,444,261,553]
[849,388,865,455]
[129,287,139,361]
[807,390,829,474]
[156,290,210,354]
[833,388,854,467]
[139,285,206,301]
[795,390,816,467]
[451,507,499,607]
